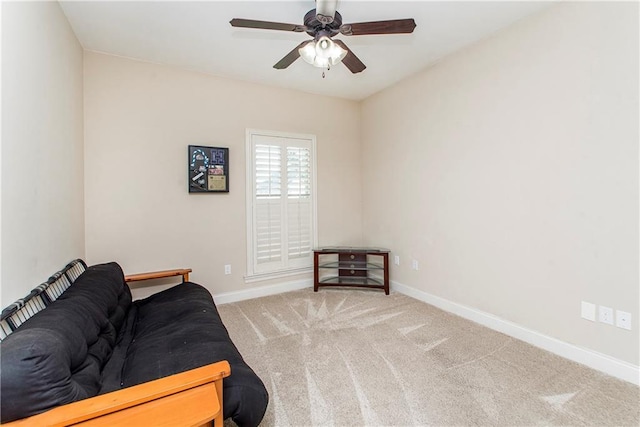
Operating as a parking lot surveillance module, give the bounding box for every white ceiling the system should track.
[60,1,553,101]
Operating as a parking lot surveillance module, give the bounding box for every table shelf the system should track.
[317,262,385,270]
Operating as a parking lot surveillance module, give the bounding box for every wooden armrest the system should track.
[125,268,192,283]
[5,361,230,427]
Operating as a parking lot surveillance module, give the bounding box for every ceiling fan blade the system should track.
[340,19,416,36]
[333,40,366,74]
[230,18,306,32]
[273,41,311,69]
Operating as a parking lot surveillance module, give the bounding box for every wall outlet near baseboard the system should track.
[394,255,400,266]
[412,259,419,270]
[616,310,631,330]
[598,306,614,325]
[224,264,231,275]
[581,301,596,321]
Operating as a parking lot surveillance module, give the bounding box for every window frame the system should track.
[245,129,318,282]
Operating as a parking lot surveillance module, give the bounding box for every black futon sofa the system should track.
[0,260,268,426]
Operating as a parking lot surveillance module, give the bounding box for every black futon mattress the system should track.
[0,262,268,426]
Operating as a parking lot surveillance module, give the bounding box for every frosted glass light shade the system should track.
[299,41,317,64]
[298,37,347,68]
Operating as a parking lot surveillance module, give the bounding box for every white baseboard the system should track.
[213,278,312,305]
[391,280,640,386]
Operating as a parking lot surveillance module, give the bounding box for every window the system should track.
[246,130,317,279]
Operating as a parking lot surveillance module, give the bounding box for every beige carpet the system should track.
[218,289,639,426]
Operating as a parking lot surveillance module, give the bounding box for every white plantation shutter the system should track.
[256,199,282,264]
[255,145,281,197]
[247,131,316,276]
[287,147,312,259]
[288,201,311,259]
[255,145,282,264]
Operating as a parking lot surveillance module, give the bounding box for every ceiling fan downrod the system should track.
[315,0,337,26]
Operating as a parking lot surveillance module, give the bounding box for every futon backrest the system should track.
[0,259,87,341]
[0,262,133,423]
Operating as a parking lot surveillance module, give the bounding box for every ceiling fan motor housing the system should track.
[304,9,342,37]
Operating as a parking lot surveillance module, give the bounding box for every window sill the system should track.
[244,266,312,284]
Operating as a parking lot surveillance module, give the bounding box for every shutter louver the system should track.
[287,147,312,259]
[288,200,311,259]
[255,144,282,265]
[256,199,282,263]
[287,147,311,197]
[255,145,281,197]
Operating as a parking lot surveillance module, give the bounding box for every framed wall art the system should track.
[188,145,229,193]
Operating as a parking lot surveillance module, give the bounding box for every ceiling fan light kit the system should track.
[230,0,416,74]
[299,37,347,68]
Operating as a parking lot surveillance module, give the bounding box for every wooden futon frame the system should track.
[4,268,230,427]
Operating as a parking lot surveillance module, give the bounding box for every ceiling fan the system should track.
[230,0,416,74]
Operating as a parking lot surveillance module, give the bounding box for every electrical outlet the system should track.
[224,264,231,275]
[616,310,632,330]
[394,255,400,266]
[581,301,596,321]
[412,259,419,270]
[599,306,614,325]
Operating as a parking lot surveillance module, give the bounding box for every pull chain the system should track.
[322,64,331,79]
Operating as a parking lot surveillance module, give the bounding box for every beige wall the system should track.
[1,1,84,306]
[83,52,362,298]
[361,1,639,365]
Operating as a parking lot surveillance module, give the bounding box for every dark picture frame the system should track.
[188,145,229,193]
